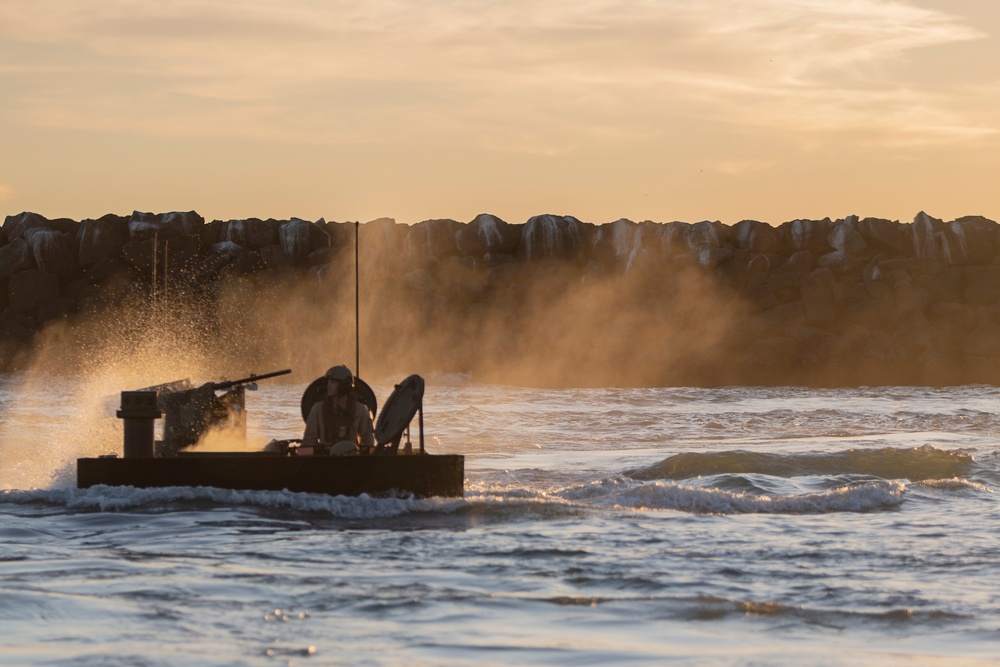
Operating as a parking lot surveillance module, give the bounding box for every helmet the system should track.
[324,365,354,392]
[324,365,353,383]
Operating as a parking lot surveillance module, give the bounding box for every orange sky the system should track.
[1,1,997,226]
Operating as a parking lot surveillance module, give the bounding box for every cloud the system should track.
[708,159,777,175]
[0,0,992,150]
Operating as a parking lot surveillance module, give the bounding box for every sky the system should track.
[1,0,998,226]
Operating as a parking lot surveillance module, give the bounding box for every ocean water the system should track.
[1,372,998,666]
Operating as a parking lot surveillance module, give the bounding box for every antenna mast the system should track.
[151,233,158,310]
[355,220,360,380]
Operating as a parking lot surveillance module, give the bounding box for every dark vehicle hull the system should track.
[77,453,464,498]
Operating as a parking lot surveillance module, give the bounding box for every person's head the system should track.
[324,365,354,398]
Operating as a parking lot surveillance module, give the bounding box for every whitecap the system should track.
[562,479,907,515]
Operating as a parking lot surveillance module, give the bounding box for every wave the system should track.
[0,475,906,520]
[663,594,967,629]
[0,485,466,518]
[628,445,974,482]
[4,443,976,519]
[915,477,992,492]
[556,477,906,514]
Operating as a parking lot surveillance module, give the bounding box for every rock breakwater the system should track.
[2,209,999,386]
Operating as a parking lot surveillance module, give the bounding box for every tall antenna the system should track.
[355,220,360,380]
[163,239,169,311]
[151,233,158,309]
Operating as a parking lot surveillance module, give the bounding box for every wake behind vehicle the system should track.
[76,370,464,498]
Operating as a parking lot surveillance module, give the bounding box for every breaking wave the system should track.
[1,475,908,519]
[3,444,982,518]
[554,476,906,514]
[0,485,465,518]
[629,445,974,482]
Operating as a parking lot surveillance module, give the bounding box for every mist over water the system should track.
[2,375,999,665]
[9,211,1000,387]
[0,212,810,388]
[17,251,751,389]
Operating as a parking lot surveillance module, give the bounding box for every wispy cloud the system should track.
[708,159,778,175]
[0,0,992,151]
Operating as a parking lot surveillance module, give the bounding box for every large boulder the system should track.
[162,247,192,281]
[661,221,690,255]
[24,228,78,277]
[759,301,805,330]
[913,265,963,305]
[944,216,997,266]
[782,250,817,275]
[357,217,408,261]
[876,256,943,277]
[963,266,1000,305]
[858,217,909,255]
[2,212,49,241]
[128,210,205,242]
[93,213,129,236]
[279,218,330,265]
[192,241,249,279]
[828,221,868,256]
[817,250,865,274]
[912,211,946,260]
[591,219,672,273]
[121,239,155,272]
[687,221,722,250]
[457,214,519,256]
[407,218,461,262]
[77,218,126,267]
[158,210,204,238]
[965,321,1000,357]
[322,220,355,249]
[255,244,289,269]
[8,269,59,314]
[800,267,839,326]
[893,282,931,318]
[201,219,225,247]
[225,249,266,275]
[0,211,48,243]
[765,270,801,304]
[661,220,721,256]
[840,290,889,329]
[913,211,997,266]
[520,214,586,261]
[926,302,977,331]
[210,241,247,261]
[127,211,164,241]
[0,238,34,283]
[782,218,834,254]
[38,297,77,324]
[0,310,36,345]
[732,220,782,254]
[2,212,78,242]
[222,218,277,248]
[591,219,640,268]
[696,246,731,269]
[84,258,126,284]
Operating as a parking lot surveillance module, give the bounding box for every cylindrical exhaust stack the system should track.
[117,391,161,458]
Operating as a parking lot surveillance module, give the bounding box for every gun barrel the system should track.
[212,369,292,391]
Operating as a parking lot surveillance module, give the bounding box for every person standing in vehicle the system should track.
[301,365,375,455]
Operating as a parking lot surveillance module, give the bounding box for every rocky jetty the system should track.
[2,209,999,386]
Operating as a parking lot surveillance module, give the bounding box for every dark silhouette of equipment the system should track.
[117,390,161,459]
[375,374,425,455]
[84,369,464,498]
[137,369,291,457]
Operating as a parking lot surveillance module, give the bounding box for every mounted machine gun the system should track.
[138,369,291,457]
